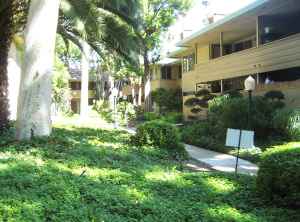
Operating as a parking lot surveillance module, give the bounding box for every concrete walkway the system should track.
[185,144,258,176]
[118,126,258,176]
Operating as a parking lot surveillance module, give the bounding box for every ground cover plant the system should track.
[0,119,299,221]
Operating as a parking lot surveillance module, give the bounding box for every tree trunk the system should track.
[80,41,90,120]
[16,0,60,140]
[143,50,152,112]
[138,76,142,106]
[0,1,14,132]
[131,83,137,106]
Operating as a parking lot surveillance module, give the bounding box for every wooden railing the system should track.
[193,33,300,84]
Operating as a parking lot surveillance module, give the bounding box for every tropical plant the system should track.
[16,0,141,140]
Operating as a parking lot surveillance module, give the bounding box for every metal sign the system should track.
[225,128,255,176]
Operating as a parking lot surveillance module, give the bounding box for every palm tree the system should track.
[15,0,141,140]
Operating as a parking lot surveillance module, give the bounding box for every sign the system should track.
[225,128,255,176]
[226,128,255,149]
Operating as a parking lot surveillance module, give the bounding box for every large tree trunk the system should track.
[0,1,14,132]
[16,0,60,140]
[143,50,152,112]
[80,41,90,120]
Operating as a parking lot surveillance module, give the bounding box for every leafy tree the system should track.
[134,0,191,110]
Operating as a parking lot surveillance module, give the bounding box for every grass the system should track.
[0,119,299,221]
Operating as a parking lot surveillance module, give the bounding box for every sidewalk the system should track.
[185,144,258,176]
[119,126,258,176]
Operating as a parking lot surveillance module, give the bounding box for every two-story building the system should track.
[170,0,300,118]
[69,69,97,114]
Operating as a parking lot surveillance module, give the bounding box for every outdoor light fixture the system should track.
[244,76,256,130]
[244,76,256,92]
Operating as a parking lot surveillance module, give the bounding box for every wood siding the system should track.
[191,33,300,87]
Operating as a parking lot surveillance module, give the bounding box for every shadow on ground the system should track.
[0,126,299,221]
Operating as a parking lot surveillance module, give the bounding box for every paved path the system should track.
[185,144,258,176]
[118,126,258,176]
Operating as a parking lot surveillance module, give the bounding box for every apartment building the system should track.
[169,0,300,118]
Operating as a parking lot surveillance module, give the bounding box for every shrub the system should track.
[132,120,185,154]
[181,121,226,152]
[161,112,183,124]
[272,108,300,140]
[93,100,113,122]
[151,88,182,112]
[264,90,285,101]
[257,146,300,207]
[144,112,160,121]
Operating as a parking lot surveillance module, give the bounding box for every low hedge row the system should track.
[257,146,300,208]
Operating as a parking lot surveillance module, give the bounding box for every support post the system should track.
[256,16,260,47]
[235,129,242,176]
[220,32,224,56]
[220,79,224,94]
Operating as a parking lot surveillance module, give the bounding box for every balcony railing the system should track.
[193,33,300,83]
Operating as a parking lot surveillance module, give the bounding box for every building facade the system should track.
[169,0,300,118]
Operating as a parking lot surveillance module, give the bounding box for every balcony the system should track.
[194,33,300,83]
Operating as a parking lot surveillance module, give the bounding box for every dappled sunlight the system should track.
[0,121,298,221]
[204,205,257,222]
[205,177,236,193]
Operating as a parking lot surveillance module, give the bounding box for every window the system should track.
[161,66,172,79]
[70,82,81,90]
[183,53,195,73]
[211,44,221,59]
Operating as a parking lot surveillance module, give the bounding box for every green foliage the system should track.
[0,120,299,221]
[117,100,136,125]
[132,120,185,155]
[93,100,136,126]
[151,88,182,112]
[208,95,286,139]
[161,112,183,124]
[181,121,225,153]
[143,112,160,121]
[264,90,285,101]
[257,146,300,208]
[272,108,300,140]
[93,100,114,122]
[52,57,71,115]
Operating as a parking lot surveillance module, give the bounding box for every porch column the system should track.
[256,16,260,47]
[220,32,224,56]
[220,79,224,94]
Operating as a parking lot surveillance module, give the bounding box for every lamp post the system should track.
[244,76,256,130]
[123,95,128,127]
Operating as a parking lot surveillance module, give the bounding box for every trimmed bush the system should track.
[257,146,300,207]
[132,120,185,153]
[272,108,300,140]
[144,112,160,121]
[161,112,183,124]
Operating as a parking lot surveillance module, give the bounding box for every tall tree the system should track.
[134,0,191,111]
[0,0,27,132]
[15,0,140,139]
[16,0,61,140]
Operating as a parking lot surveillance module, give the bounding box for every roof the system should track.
[176,0,269,47]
